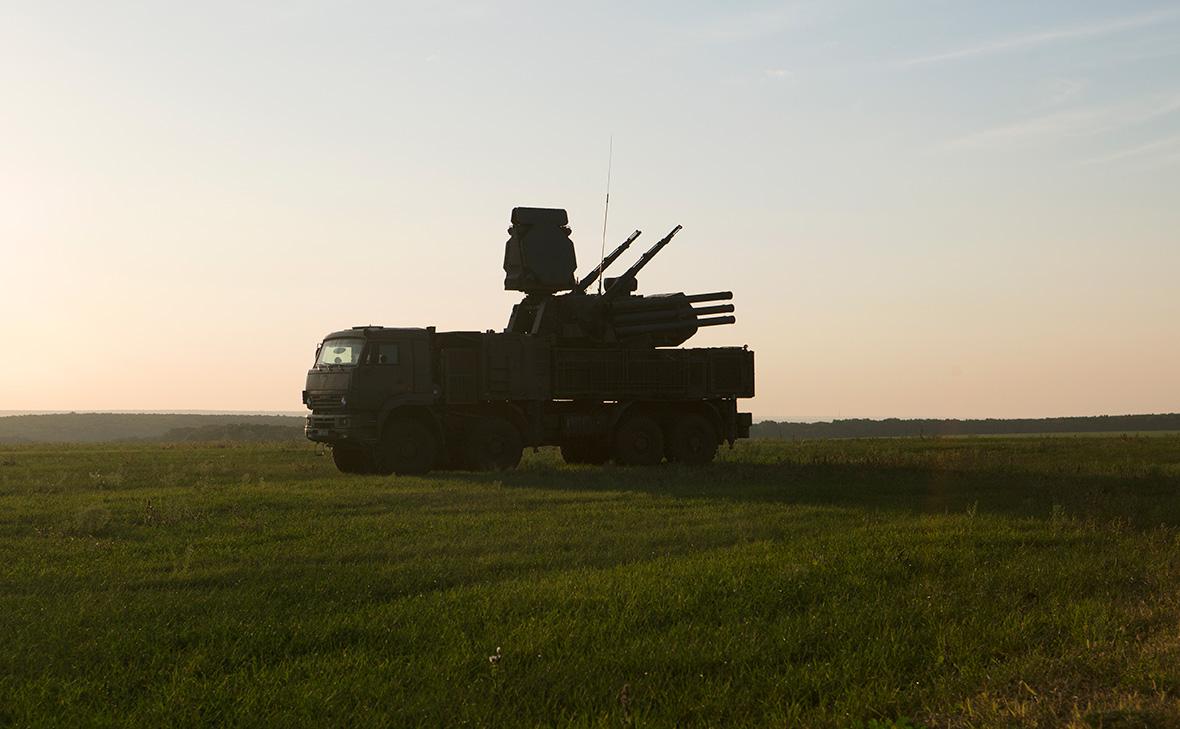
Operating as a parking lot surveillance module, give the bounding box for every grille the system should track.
[307,393,343,410]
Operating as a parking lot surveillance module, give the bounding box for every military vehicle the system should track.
[303,207,754,474]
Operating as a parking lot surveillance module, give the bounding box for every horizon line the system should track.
[3,409,1178,424]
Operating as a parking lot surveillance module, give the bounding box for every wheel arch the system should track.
[674,401,725,440]
[378,401,443,444]
[444,403,529,439]
[480,402,529,438]
[616,401,724,438]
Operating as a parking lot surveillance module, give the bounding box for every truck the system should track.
[303,207,755,474]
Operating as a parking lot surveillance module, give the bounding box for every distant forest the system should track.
[750,414,1180,439]
[0,413,303,443]
[1,412,1178,444]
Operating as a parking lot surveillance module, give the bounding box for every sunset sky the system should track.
[3,1,1179,419]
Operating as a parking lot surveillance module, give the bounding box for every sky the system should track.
[2,0,1179,420]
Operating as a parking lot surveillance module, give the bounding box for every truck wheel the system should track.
[560,440,610,466]
[463,418,523,470]
[612,415,664,466]
[375,418,438,475]
[435,444,470,471]
[332,445,375,474]
[666,414,719,465]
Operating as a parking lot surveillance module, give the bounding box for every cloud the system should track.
[764,68,792,79]
[901,7,1180,67]
[940,93,1180,151]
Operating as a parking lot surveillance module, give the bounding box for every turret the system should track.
[502,207,737,347]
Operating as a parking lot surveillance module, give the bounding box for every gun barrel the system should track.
[614,314,736,337]
[691,304,735,317]
[602,225,682,302]
[695,315,736,328]
[683,291,733,305]
[611,303,734,326]
[612,290,731,312]
[574,229,641,293]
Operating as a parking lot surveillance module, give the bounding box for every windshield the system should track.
[315,338,365,367]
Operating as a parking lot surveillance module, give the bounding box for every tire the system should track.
[612,414,664,466]
[560,440,610,466]
[462,418,523,471]
[435,444,471,471]
[332,445,375,474]
[666,414,719,465]
[375,417,438,475]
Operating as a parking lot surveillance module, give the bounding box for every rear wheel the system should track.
[612,414,664,466]
[560,440,610,465]
[666,414,719,465]
[463,418,523,470]
[332,445,376,474]
[435,444,471,471]
[375,417,438,475]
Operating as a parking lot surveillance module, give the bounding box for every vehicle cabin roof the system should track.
[323,326,433,340]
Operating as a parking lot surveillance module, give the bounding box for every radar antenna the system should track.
[597,135,613,294]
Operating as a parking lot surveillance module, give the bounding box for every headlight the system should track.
[340,396,347,407]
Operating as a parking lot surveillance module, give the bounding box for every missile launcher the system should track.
[304,204,754,475]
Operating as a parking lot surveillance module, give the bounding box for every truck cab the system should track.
[303,327,435,462]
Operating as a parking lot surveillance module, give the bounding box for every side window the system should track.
[371,343,400,365]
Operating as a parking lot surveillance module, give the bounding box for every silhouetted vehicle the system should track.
[303,208,754,474]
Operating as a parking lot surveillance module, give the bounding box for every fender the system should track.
[377,395,442,441]
[695,401,726,440]
[608,401,642,429]
[489,402,530,438]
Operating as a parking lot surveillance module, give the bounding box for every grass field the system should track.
[2,437,1179,728]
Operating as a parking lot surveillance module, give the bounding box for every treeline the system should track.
[4,411,1179,444]
[0,413,303,443]
[159,423,304,442]
[751,414,1180,439]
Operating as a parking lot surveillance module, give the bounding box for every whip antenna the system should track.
[597,135,613,294]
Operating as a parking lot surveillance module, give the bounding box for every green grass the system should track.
[1,437,1179,728]
[949,431,1180,439]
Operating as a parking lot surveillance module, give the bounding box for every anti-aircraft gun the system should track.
[303,205,754,476]
[503,207,737,347]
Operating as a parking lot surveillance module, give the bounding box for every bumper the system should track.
[304,412,378,445]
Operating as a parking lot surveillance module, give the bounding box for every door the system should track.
[351,339,413,407]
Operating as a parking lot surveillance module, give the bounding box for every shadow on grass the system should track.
[441,457,1180,528]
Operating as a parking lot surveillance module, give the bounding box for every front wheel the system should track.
[332,445,376,474]
[375,418,438,475]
